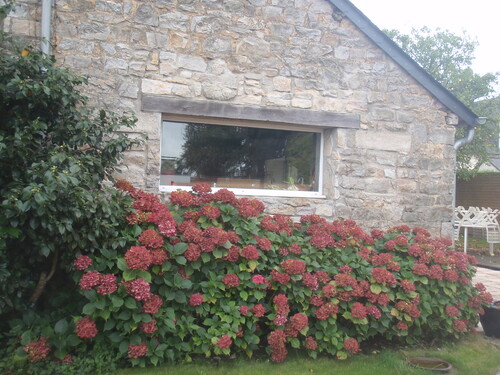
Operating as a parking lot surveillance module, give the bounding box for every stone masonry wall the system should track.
[4,0,457,236]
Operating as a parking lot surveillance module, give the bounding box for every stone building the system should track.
[3,0,482,236]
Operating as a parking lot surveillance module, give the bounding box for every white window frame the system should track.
[159,114,325,198]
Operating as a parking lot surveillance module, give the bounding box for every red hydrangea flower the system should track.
[201,204,221,219]
[310,295,325,306]
[395,235,409,247]
[268,330,287,347]
[141,319,157,334]
[222,273,240,288]
[366,305,382,319]
[343,337,360,354]
[371,268,397,286]
[256,236,272,251]
[23,337,51,362]
[315,302,338,320]
[216,334,232,349]
[400,279,416,293]
[281,259,306,275]
[128,342,148,358]
[240,305,250,315]
[274,314,288,326]
[138,229,164,249]
[412,264,430,276]
[445,305,460,317]
[339,265,352,274]
[290,313,308,331]
[185,243,201,262]
[75,316,98,339]
[302,272,319,290]
[271,269,291,285]
[377,293,391,306]
[315,271,331,283]
[73,255,92,271]
[235,198,265,218]
[271,346,288,363]
[370,229,385,239]
[241,245,260,260]
[397,321,408,330]
[126,278,151,301]
[279,247,289,256]
[351,302,367,319]
[384,240,396,251]
[189,293,204,306]
[150,249,168,265]
[429,265,444,280]
[273,294,290,313]
[252,304,266,317]
[305,336,318,350]
[222,245,239,262]
[79,270,101,290]
[252,274,266,284]
[170,190,197,207]
[192,183,212,194]
[453,319,468,333]
[310,232,335,249]
[142,294,163,314]
[115,179,136,194]
[158,219,177,237]
[212,188,236,204]
[334,273,358,288]
[97,274,118,295]
[125,246,152,271]
[300,214,326,224]
[408,244,423,257]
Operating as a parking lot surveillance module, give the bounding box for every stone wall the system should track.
[4,0,457,236]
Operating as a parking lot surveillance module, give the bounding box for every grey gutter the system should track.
[327,0,481,127]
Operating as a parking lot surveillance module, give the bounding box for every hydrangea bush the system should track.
[21,182,493,367]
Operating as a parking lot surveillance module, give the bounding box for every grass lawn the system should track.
[114,334,500,375]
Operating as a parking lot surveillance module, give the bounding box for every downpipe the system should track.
[41,0,53,55]
[451,117,487,247]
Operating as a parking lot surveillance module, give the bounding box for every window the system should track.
[160,116,324,197]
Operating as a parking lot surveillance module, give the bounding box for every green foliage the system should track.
[4,183,486,373]
[385,27,500,180]
[0,29,141,319]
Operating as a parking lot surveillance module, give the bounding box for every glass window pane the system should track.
[161,120,320,192]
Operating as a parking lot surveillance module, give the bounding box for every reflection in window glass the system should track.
[161,121,321,192]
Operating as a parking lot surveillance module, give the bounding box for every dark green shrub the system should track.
[0,7,140,337]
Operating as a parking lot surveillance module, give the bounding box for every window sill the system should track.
[159,185,326,199]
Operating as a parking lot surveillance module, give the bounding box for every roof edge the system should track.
[328,0,480,127]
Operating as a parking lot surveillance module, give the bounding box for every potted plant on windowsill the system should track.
[480,301,500,338]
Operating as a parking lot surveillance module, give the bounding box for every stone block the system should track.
[118,80,139,99]
[202,83,237,100]
[135,4,158,26]
[429,128,454,145]
[178,54,207,72]
[315,204,333,217]
[334,46,349,60]
[273,76,291,92]
[96,0,123,14]
[355,131,411,153]
[159,12,189,31]
[203,36,232,55]
[80,22,111,41]
[291,98,312,108]
[104,57,128,71]
[141,79,173,95]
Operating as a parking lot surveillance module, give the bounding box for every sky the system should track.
[350,0,500,76]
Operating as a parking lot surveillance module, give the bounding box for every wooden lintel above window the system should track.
[142,95,360,129]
